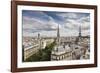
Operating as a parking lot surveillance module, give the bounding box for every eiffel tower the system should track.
[75,25,82,44]
[79,25,81,38]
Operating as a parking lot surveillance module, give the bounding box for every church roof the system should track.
[52,45,72,55]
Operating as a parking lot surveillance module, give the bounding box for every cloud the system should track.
[22,11,90,37]
[22,12,60,36]
[56,12,90,31]
[56,12,78,19]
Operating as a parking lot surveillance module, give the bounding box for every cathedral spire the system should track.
[56,24,60,46]
[57,24,60,38]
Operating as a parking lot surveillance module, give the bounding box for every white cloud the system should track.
[56,12,78,19]
[23,11,90,37]
[23,16,59,30]
[59,13,90,30]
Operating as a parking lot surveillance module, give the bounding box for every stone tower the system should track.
[55,24,60,52]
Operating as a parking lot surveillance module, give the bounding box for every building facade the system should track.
[23,33,47,61]
[51,24,90,61]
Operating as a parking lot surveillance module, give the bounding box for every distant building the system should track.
[23,24,90,61]
[51,24,73,61]
[23,33,47,61]
[51,24,90,61]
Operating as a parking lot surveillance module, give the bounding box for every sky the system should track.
[22,10,90,37]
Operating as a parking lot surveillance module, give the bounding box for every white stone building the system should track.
[23,33,47,61]
[51,24,90,61]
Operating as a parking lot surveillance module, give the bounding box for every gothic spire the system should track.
[57,24,60,38]
[56,24,60,46]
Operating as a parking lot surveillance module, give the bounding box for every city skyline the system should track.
[22,10,90,37]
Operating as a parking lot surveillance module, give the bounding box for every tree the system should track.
[24,41,56,62]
